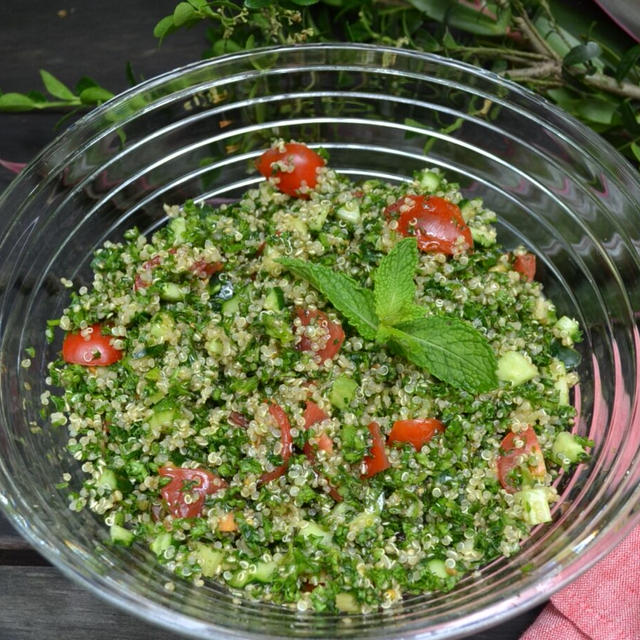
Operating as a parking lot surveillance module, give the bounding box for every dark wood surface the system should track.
[0,2,557,638]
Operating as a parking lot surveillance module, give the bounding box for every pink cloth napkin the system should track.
[521,525,640,640]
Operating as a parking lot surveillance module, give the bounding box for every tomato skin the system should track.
[259,404,293,484]
[513,253,536,282]
[295,308,345,362]
[388,195,472,255]
[159,466,227,519]
[134,255,162,291]
[303,401,333,458]
[498,426,546,493]
[388,418,444,451]
[190,260,223,279]
[256,142,325,198]
[62,324,123,366]
[362,421,391,478]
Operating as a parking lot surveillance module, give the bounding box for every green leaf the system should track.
[39,70,76,101]
[388,316,498,393]
[373,238,419,326]
[290,0,320,5]
[616,44,640,83]
[75,76,98,93]
[244,0,271,7]
[79,87,114,105]
[0,92,38,112]
[277,258,379,340]
[173,2,197,27]
[153,15,175,41]
[630,142,640,163]
[407,0,511,36]
[187,0,209,8]
[125,62,136,87]
[563,42,602,68]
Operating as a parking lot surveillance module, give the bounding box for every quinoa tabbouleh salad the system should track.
[43,141,589,614]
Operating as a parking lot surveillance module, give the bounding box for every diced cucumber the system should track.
[150,531,172,556]
[148,312,175,345]
[145,367,161,381]
[169,216,187,245]
[550,341,581,370]
[160,282,188,302]
[459,198,482,222]
[348,510,380,535]
[470,225,497,247]
[228,561,278,588]
[426,558,448,579]
[205,338,224,356]
[335,592,360,614]
[222,296,240,316]
[515,488,552,526]
[496,351,539,386]
[193,543,225,577]
[299,521,332,546]
[261,245,282,275]
[330,375,358,410]
[110,524,134,546]
[552,432,588,465]
[149,402,178,430]
[336,200,360,224]
[554,315,581,343]
[264,287,285,312]
[307,201,330,230]
[96,469,117,492]
[419,169,441,192]
[261,314,293,345]
[532,297,557,324]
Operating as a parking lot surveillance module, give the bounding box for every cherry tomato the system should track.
[295,308,345,362]
[159,466,227,519]
[387,195,472,255]
[62,324,123,366]
[256,142,325,198]
[190,260,223,279]
[388,418,444,451]
[513,253,536,282]
[497,426,547,493]
[260,404,293,484]
[133,255,162,291]
[303,401,333,458]
[362,421,391,478]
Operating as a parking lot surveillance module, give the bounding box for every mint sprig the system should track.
[278,239,498,394]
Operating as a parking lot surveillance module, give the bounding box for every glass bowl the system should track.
[1,43,640,639]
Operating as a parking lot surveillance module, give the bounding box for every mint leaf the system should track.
[388,316,498,393]
[278,258,379,340]
[374,238,419,326]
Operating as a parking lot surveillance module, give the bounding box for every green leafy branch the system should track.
[2,0,640,164]
[0,70,113,113]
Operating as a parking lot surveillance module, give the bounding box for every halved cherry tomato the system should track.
[387,195,472,255]
[301,400,341,501]
[256,142,325,198]
[497,426,547,493]
[295,308,345,362]
[362,421,391,478]
[134,255,162,291]
[388,418,444,451]
[303,401,333,458]
[190,260,223,279]
[259,404,293,484]
[62,324,123,366]
[513,253,536,282]
[159,466,227,519]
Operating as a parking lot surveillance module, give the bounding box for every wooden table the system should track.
[5,1,617,637]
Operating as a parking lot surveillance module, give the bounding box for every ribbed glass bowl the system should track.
[1,44,640,640]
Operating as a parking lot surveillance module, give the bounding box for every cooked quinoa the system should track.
[45,156,587,613]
